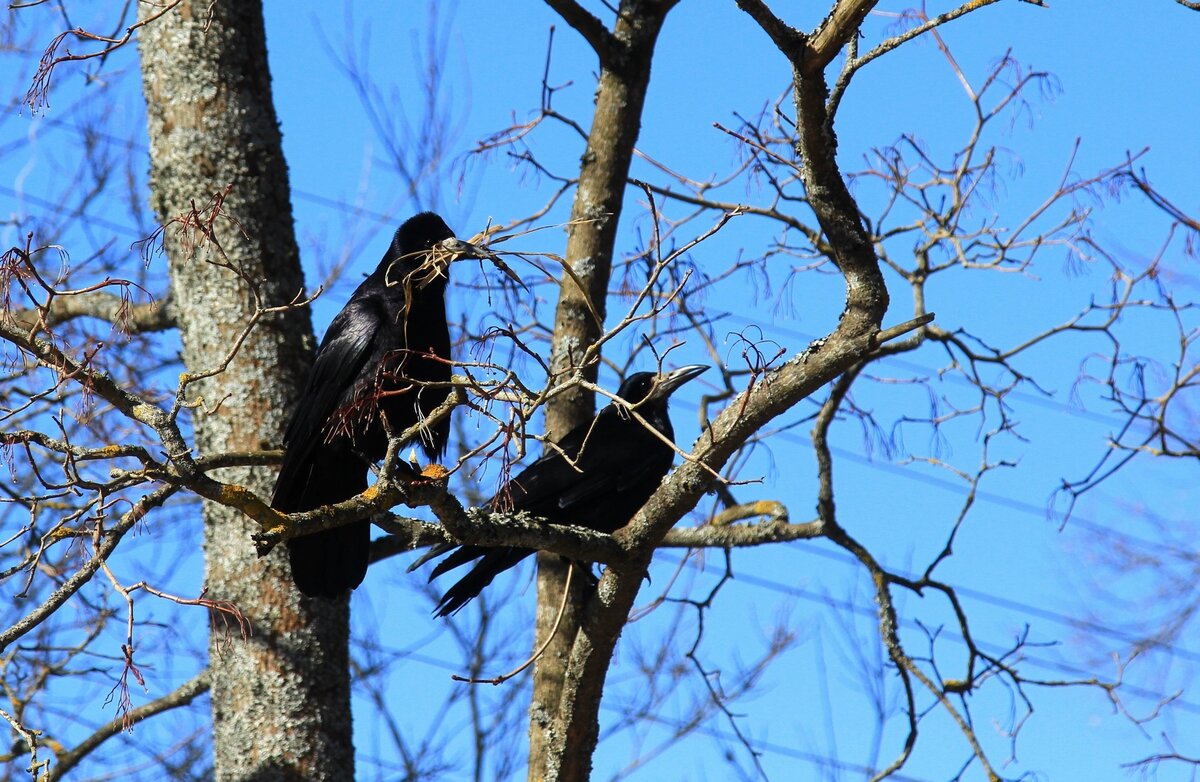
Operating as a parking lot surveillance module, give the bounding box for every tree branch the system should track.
[734,0,806,61]
[544,12,899,767]
[807,0,880,73]
[544,0,618,62]
[47,670,210,781]
[391,503,627,565]
[7,292,175,334]
[659,518,821,548]
[369,501,818,563]
[533,1,683,776]
[0,316,195,465]
[0,484,179,652]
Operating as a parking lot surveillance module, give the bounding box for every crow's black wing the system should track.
[421,407,671,614]
[415,417,597,581]
[490,412,608,516]
[515,411,670,521]
[554,437,669,511]
[272,295,385,511]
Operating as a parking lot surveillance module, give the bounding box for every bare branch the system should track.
[25,0,191,111]
[807,0,879,73]
[47,670,209,781]
[544,0,618,61]
[0,484,179,652]
[6,292,174,335]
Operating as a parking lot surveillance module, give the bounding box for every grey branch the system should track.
[660,519,821,548]
[372,507,624,565]
[544,0,618,61]
[369,499,816,563]
[7,292,175,334]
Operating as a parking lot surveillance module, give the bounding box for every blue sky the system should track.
[3,1,1200,780]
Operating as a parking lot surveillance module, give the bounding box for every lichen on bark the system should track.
[137,2,354,779]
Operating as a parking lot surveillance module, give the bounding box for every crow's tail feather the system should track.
[288,519,371,598]
[278,447,371,598]
[433,547,534,616]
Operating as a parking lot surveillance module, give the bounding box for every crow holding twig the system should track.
[273,212,492,597]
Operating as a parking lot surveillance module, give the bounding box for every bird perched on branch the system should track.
[418,364,708,616]
[272,212,492,598]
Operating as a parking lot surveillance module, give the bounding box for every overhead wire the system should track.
[372,639,939,781]
[654,549,1200,716]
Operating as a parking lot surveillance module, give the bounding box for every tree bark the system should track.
[537,4,890,779]
[532,2,679,780]
[137,3,354,779]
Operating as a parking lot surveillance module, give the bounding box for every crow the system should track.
[272,212,490,598]
[420,364,708,616]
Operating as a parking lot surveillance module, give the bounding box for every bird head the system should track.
[617,364,709,410]
[385,212,495,290]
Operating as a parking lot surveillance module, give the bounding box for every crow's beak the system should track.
[649,364,709,401]
[438,236,493,261]
[440,235,528,291]
[393,232,520,289]
[406,236,491,287]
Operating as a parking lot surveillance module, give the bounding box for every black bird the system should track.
[272,212,490,598]
[420,364,708,616]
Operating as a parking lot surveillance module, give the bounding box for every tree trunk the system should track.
[137,3,354,779]
[533,2,679,779]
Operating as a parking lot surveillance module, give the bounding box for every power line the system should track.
[826,438,1168,555]
[376,639,937,781]
[654,550,1200,716]
[718,310,1126,429]
[0,183,144,239]
[673,391,1174,564]
[20,92,1198,707]
[19,115,402,226]
[609,709,934,782]
[668,396,1200,669]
